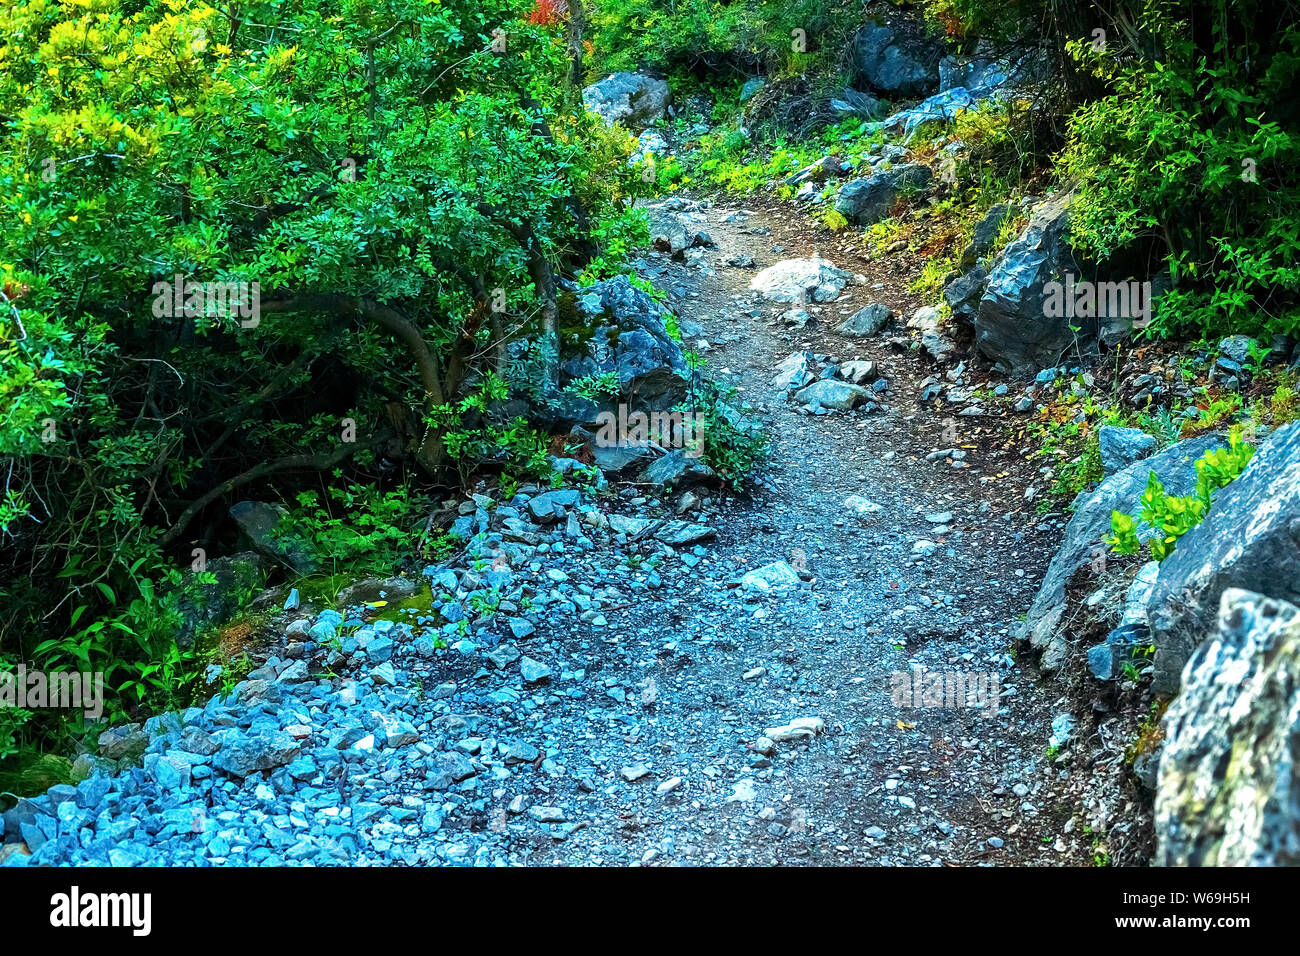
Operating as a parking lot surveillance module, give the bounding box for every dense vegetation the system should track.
[0,0,647,781]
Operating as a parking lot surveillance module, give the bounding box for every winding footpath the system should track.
[4,202,1090,869]
[391,201,1082,866]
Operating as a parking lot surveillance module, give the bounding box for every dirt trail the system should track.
[463,200,1088,866]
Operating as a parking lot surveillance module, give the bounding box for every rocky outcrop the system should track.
[229,501,318,575]
[975,187,1083,376]
[1148,422,1300,692]
[834,164,933,225]
[1098,425,1157,475]
[582,72,670,128]
[561,274,688,411]
[1156,589,1300,866]
[1018,434,1226,671]
[853,23,944,96]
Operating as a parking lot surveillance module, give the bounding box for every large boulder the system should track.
[1156,589,1300,866]
[750,257,853,303]
[1148,422,1300,692]
[582,72,671,128]
[229,502,318,575]
[794,379,873,412]
[561,275,688,411]
[839,303,894,337]
[1017,434,1226,671]
[875,87,976,143]
[1098,425,1157,475]
[834,164,933,225]
[172,551,266,649]
[853,24,944,96]
[975,187,1082,376]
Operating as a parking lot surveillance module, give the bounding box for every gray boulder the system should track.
[1018,434,1226,671]
[830,88,884,119]
[1148,422,1300,693]
[526,489,581,524]
[587,438,652,474]
[750,257,853,303]
[1098,425,1157,475]
[1218,334,1257,365]
[335,575,420,609]
[563,275,688,411]
[229,501,318,574]
[959,203,1013,269]
[644,449,714,486]
[839,303,893,337]
[582,72,670,128]
[834,164,933,225]
[854,25,943,96]
[1156,589,1300,865]
[98,723,149,763]
[942,267,987,331]
[975,187,1082,376]
[211,729,301,778]
[794,379,872,411]
[839,360,878,385]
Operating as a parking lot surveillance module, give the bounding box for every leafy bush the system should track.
[0,0,642,775]
[928,0,1300,339]
[1108,427,1256,560]
[586,0,858,80]
[1058,4,1300,338]
[676,382,768,490]
[287,483,421,573]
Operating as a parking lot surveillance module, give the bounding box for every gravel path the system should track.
[389,201,1083,866]
[4,202,1091,869]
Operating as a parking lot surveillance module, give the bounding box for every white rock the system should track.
[740,561,801,593]
[727,779,759,802]
[764,717,826,742]
[656,777,683,796]
[750,256,852,303]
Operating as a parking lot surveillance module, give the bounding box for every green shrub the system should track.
[1108,427,1256,560]
[587,0,858,80]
